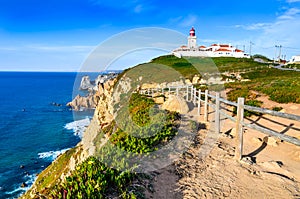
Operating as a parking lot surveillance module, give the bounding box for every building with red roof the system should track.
[173,27,250,58]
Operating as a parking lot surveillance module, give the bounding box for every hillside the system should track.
[21,55,300,198]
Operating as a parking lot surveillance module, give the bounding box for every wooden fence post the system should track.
[186,86,189,101]
[215,92,220,134]
[193,88,197,104]
[204,90,208,122]
[197,89,201,115]
[190,86,193,101]
[235,97,245,160]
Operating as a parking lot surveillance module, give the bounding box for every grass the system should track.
[47,93,181,198]
[282,63,300,70]
[21,148,78,198]
[226,68,300,104]
[150,55,270,80]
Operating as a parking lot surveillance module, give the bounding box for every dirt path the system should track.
[147,98,300,198]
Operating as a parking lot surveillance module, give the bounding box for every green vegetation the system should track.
[51,157,136,199]
[21,148,78,198]
[226,68,300,104]
[102,93,180,155]
[252,54,272,62]
[150,55,269,80]
[272,106,283,112]
[282,63,300,70]
[24,55,300,198]
[49,93,181,198]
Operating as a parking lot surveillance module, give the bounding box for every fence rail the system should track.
[140,85,300,160]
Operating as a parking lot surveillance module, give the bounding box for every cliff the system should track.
[21,78,117,198]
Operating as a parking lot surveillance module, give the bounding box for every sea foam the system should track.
[64,117,91,138]
[38,148,70,161]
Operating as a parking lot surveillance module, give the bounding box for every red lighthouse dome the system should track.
[189,27,195,36]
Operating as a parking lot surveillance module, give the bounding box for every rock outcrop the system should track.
[161,95,189,114]
[67,93,97,110]
[80,76,93,90]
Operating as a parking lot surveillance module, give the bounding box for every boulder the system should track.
[153,96,165,104]
[161,95,189,114]
[192,75,200,84]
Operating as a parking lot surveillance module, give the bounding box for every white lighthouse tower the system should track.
[188,27,197,49]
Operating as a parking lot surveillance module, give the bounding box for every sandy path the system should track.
[148,96,300,198]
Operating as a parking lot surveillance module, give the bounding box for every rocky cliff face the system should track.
[21,77,118,198]
[67,93,97,110]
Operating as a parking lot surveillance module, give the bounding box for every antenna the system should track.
[249,41,254,57]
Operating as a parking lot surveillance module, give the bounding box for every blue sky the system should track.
[1,0,300,71]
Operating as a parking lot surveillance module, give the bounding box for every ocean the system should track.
[0,72,94,199]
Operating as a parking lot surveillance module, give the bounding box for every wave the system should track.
[64,117,91,138]
[38,148,70,161]
[5,174,36,198]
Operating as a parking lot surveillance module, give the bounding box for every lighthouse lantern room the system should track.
[188,27,197,49]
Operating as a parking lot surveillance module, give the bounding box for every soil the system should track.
[145,94,300,199]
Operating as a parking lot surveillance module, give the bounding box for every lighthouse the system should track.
[188,27,197,49]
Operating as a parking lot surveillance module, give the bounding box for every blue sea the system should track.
[0,72,95,199]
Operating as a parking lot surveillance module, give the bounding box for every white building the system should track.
[173,27,250,58]
[290,55,300,63]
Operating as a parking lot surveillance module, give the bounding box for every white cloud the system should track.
[277,7,300,20]
[234,23,272,30]
[252,9,300,59]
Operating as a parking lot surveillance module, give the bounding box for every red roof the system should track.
[199,45,206,48]
[180,45,188,48]
[216,48,231,52]
[235,49,244,52]
[189,27,195,36]
[220,44,230,48]
[211,44,218,46]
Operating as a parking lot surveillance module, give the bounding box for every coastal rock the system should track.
[80,76,93,90]
[67,93,96,111]
[161,95,189,114]
[21,182,28,188]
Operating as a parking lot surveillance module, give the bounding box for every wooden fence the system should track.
[140,85,300,160]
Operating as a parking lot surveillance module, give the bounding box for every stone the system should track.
[161,95,189,114]
[192,75,200,84]
[185,79,192,85]
[153,96,165,104]
[241,156,255,165]
[21,182,28,188]
[20,165,25,169]
[266,136,279,147]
